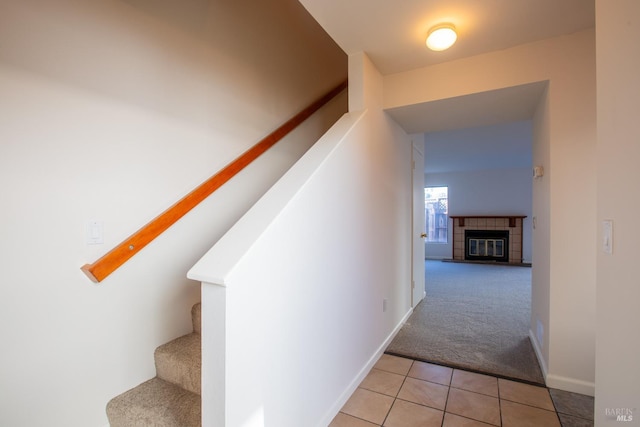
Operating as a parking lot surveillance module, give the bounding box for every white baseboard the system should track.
[546,374,595,397]
[319,307,414,427]
[529,330,595,396]
[529,329,548,379]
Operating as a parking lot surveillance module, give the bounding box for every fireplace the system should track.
[450,215,526,264]
[465,230,509,262]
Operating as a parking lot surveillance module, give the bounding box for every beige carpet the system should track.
[106,303,201,426]
[386,261,544,385]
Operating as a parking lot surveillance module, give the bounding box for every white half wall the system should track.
[425,168,533,263]
[189,52,413,426]
[0,1,346,426]
[383,30,596,394]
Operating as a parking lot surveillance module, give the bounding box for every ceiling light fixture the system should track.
[426,24,457,51]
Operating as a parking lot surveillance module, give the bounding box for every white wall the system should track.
[383,30,596,394]
[595,1,640,424]
[425,168,533,262]
[0,1,346,426]
[189,52,413,426]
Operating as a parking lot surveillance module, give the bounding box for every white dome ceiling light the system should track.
[426,24,457,51]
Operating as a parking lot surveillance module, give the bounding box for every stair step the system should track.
[107,302,203,425]
[192,302,201,334]
[106,377,201,427]
[155,332,201,395]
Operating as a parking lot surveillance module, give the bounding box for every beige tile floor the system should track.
[330,354,589,427]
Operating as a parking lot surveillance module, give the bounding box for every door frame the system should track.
[411,137,426,307]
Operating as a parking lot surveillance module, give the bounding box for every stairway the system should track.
[107,303,202,427]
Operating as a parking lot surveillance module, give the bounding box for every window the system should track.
[425,186,448,243]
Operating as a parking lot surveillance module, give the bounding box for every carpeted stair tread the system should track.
[107,303,202,426]
[192,302,201,334]
[155,332,201,395]
[106,377,201,427]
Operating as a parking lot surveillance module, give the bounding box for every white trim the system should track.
[529,329,548,380]
[529,329,595,396]
[201,283,227,427]
[318,307,414,427]
[545,374,595,397]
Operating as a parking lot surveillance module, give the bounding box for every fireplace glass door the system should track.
[468,239,504,257]
[464,230,509,262]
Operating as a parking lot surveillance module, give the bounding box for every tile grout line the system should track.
[498,379,504,427]
[379,361,412,427]
[439,370,452,427]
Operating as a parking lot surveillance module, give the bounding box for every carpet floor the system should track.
[386,260,544,385]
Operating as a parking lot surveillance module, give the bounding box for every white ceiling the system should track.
[425,120,532,174]
[298,0,595,75]
[298,0,594,173]
[386,81,547,135]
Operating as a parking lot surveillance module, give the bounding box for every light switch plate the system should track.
[86,220,104,245]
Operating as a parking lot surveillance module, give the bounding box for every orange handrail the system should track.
[81,80,347,282]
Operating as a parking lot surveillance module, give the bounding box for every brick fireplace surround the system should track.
[450,215,526,264]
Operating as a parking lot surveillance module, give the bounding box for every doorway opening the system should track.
[399,118,538,382]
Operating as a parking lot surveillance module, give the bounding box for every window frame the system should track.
[424,186,449,244]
